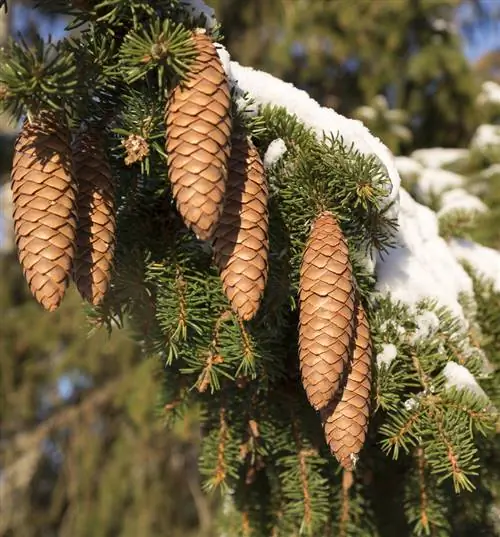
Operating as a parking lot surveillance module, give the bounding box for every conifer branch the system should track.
[291,417,313,530]
[215,406,228,488]
[416,447,431,535]
[339,470,353,537]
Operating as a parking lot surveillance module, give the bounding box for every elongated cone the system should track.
[321,303,372,470]
[72,129,116,305]
[299,212,355,410]
[11,115,76,311]
[213,135,269,320]
[165,30,232,240]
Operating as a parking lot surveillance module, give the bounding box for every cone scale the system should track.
[213,135,269,321]
[165,30,232,240]
[72,128,116,305]
[298,212,356,410]
[11,115,77,311]
[321,303,372,470]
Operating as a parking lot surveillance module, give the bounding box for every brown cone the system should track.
[165,30,232,240]
[299,212,355,410]
[213,135,269,321]
[11,115,76,311]
[321,302,372,470]
[72,128,116,305]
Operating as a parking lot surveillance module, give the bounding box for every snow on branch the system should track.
[375,190,472,316]
[449,239,500,292]
[443,362,487,399]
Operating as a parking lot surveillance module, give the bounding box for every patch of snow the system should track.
[409,311,440,343]
[227,58,401,210]
[354,105,377,121]
[376,189,473,317]
[414,168,465,203]
[471,124,500,154]
[377,343,398,368]
[181,0,216,29]
[449,239,500,292]
[410,148,469,169]
[264,139,287,168]
[215,43,231,75]
[404,397,419,411]
[477,81,500,106]
[443,362,487,398]
[478,163,500,179]
[438,188,488,217]
[394,156,423,180]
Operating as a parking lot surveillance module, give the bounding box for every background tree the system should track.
[211,0,492,150]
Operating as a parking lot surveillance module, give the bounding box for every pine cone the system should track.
[299,212,355,410]
[213,135,269,321]
[72,128,116,305]
[165,30,232,240]
[321,303,372,470]
[11,114,76,311]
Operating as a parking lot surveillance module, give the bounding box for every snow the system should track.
[394,156,423,180]
[354,105,377,121]
[375,189,473,317]
[404,398,418,411]
[410,148,469,169]
[227,59,401,210]
[180,0,216,29]
[477,81,500,106]
[478,163,500,179]
[377,343,398,368]
[449,239,500,292]
[471,124,500,153]
[414,168,465,202]
[443,362,487,399]
[409,311,440,343]
[437,188,488,217]
[264,139,287,168]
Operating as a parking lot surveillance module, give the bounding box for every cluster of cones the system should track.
[11,115,115,311]
[10,29,269,321]
[10,29,372,466]
[299,213,372,470]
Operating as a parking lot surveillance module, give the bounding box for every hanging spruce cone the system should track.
[11,114,77,311]
[321,303,372,470]
[299,212,355,410]
[213,135,269,321]
[165,29,232,240]
[72,128,116,305]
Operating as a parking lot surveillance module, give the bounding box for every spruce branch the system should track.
[118,18,196,86]
[0,36,77,117]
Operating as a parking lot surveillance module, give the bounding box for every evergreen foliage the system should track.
[0,1,499,536]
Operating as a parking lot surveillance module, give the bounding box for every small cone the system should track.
[213,135,269,321]
[165,30,232,240]
[72,128,116,305]
[299,212,355,410]
[321,303,372,470]
[11,114,77,311]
